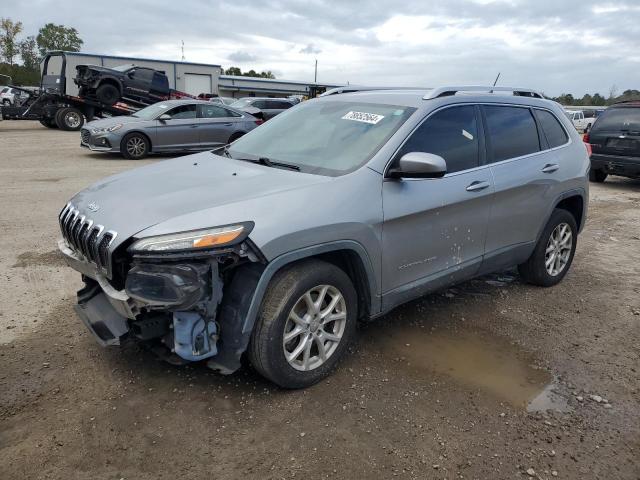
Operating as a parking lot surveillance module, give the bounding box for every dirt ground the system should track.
[1,121,639,480]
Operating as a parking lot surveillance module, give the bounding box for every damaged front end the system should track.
[60,218,265,375]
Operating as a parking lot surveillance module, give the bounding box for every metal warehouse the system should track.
[43,51,342,99]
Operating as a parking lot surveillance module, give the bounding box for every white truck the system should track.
[565,110,595,133]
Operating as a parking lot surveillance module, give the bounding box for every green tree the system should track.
[0,18,23,66]
[19,35,38,70]
[36,23,83,56]
[591,93,606,106]
[223,66,276,79]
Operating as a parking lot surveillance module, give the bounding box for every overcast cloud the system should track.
[9,0,640,95]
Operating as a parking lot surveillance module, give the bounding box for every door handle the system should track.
[466,180,490,192]
[541,163,559,173]
[189,125,199,128]
[223,123,233,126]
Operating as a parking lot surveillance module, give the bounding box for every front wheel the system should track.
[518,209,578,287]
[249,260,357,388]
[121,132,150,159]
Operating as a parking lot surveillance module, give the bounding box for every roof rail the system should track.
[424,86,544,100]
[320,85,424,97]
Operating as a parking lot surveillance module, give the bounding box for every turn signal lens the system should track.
[130,225,248,253]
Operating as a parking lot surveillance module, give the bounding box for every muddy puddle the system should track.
[366,325,567,412]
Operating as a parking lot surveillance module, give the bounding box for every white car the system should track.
[565,110,594,133]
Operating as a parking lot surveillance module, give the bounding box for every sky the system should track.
[7,0,640,97]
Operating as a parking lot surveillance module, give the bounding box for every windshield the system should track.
[132,102,172,120]
[230,98,254,108]
[228,100,416,176]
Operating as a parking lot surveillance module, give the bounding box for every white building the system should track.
[44,51,342,99]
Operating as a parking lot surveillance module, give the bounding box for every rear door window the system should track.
[483,106,540,162]
[534,109,568,148]
[397,105,479,174]
[198,104,232,118]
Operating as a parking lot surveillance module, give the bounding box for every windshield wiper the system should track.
[236,156,300,171]
[212,147,300,171]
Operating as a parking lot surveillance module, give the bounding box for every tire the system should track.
[121,132,150,159]
[39,118,58,129]
[55,107,84,131]
[518,209,578,287]
[227,132,245,144]
[589,169,607,183]
[96,83,120,105]
[248,259,358,389]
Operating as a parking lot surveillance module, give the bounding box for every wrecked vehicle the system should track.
[58,85,589,388]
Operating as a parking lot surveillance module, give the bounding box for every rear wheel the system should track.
[518,209,577,287]
[589,168,607,183]
[249,260,357,388]
[55,107,84,131]
[96,83,120,105]
[121,132,150,159]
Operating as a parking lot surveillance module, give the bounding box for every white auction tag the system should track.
[342,111,385,124]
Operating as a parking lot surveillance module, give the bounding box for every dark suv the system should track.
[75,64,171,106]
[587,102,640,182]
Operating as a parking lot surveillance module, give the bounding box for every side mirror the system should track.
[158,114,171,121]
[387,152,447,179]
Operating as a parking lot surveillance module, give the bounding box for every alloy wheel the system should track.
[545,222,573,276]
[283,285,347,371]
[126,137,146,157]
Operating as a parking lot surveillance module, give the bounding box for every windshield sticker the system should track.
[462,129,474,140]
[342,111,385,125]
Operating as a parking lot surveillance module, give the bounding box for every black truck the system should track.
[74,64,174,106]
[1,51,192,131]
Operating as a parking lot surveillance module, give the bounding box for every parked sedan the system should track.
[230,97,295,120]
[80,99,262,159]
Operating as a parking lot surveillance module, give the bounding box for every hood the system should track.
[85,115,148,129]
[69,151,330,249]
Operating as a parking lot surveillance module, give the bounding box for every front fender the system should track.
[242,240,380,336]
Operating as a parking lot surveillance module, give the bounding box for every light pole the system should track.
[314,59,318,83]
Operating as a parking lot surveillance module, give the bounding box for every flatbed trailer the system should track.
[0,52,192,131]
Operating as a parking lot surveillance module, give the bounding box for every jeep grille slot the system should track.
[58,203,117,277]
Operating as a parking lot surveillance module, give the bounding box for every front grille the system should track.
[59,203,117,275]
[80,129,90,145]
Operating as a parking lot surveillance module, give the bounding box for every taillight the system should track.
[254,119,264,126]
[582,133,592,156]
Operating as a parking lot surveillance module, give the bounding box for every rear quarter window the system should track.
[484,106,540,162]
[534,109,569,148]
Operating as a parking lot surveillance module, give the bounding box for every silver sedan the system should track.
[80,99,262,159]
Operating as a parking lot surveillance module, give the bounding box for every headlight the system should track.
[129,224,250,253]
[91,124,123,134]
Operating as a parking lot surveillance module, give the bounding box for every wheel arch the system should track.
[536,188,587,242]
[97,77,123,94]
[241,241,379,336]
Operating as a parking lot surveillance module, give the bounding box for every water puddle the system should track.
[367,326,567,412]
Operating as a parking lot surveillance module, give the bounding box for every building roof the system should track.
[219,74,342,88]
[62,51,221,68]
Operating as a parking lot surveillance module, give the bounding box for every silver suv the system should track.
[58,86,589,388]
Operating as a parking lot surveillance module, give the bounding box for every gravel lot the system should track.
[1,121,639,479]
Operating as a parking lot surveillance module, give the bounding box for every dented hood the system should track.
[69,151,330,248]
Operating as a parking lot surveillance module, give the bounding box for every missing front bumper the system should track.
[75,281,129,346]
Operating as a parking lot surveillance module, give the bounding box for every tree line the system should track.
[551,87,640,106]
[0,18,83,85]
[223,66,276,79]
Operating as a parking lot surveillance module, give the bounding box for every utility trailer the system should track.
[0,51,192,131]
